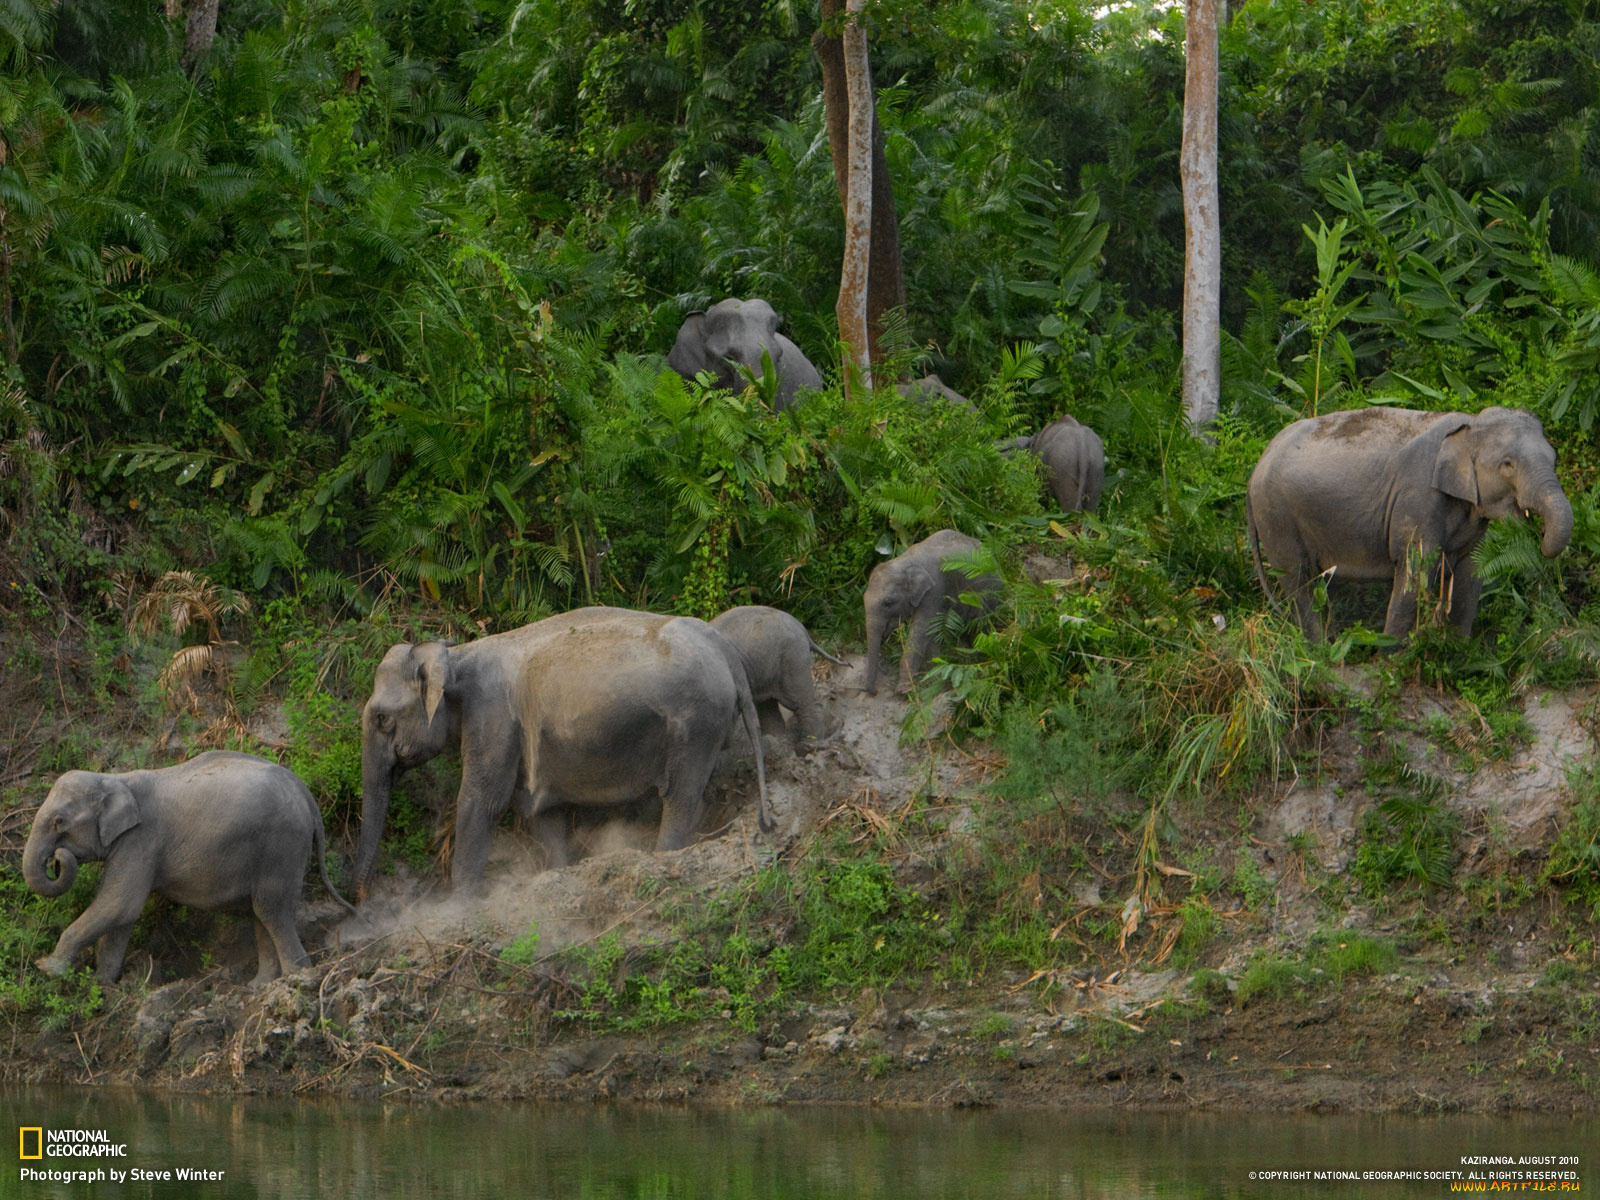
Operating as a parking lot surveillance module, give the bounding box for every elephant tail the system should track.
[308,790,362,920]
[1246,491,1291,625]
[733,666,774,836]
[807,635,849,668]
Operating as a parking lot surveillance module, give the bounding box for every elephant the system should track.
[353,607,771,898]
[710,605,847,747]
[1021,415,1106,513]
[22,751,355,984]
[667,298,824,412]
[897,374,974,410]
[862,529,1003,695]
[1246,405,1573,641]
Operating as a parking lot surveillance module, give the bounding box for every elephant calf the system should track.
[710,605,846,747]
[1247,405,1572,640]
[863,529,1002,695]
[23,751,355,984]
[1016,415,1105,513]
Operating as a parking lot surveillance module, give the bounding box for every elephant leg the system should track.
[39,868,153,980]
[252,889,310,982]
[1445,557,1484,636]
[1275,559,1325,642]
[531,810,572,870]
[451,742,520,896]
[783,670,828,745]
[898,612,939,693]
[756,698,788,741]
[252,918,281,985]
[1383,561,1421,640]
[94,924,136,985]
[653,732,718,853]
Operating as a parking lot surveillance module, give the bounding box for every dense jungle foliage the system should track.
[4,0,1600,1025]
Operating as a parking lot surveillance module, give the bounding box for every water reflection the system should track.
[4,1087,1591,1198]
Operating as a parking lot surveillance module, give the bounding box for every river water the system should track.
[3,1087,1591,1198]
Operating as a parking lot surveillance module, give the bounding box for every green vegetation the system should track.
[3,0,1600,1049]
[1235,932,1398,1007]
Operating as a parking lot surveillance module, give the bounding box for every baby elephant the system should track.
[710,605,846,747]
[863,529,1002,695]
[1022,415,1105,513]
[23,751,355,984]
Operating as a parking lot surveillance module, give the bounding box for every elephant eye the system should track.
[374,712,393,732]
[52,815,65,831]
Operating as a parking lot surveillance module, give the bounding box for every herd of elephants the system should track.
[18,299,1575,988]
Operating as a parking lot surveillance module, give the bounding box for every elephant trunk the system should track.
[1529,476,1573,558]
[863,614,885,696]
[353,740,395,900]
[23,829,78,899]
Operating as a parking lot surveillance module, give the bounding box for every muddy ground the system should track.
[3,652,1599,1114]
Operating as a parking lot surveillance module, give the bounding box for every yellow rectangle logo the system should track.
[19,1127,43,1159]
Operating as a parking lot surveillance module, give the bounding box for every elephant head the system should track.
[353,642,456,895]
[667,298,822,410]
[23,772,141,899]
[861,559,934,696]
[1431,406,1572,558]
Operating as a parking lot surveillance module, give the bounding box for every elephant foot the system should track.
[36,954,74,979]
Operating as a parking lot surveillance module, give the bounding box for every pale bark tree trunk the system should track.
[1181,0,1221,432]
[182,0,219,73]
[815,0,904,375]
[835,0,873,397]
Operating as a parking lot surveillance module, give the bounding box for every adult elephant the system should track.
[1247,405,1572,640]
[1022,415,1105,513]
[667,298,824,412]
[862,529,1002,695]
[353,608,771,898]
[23,752,354,984]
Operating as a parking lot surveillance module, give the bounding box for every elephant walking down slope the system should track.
[710,605,846,747]
[862,529,1002,695]
[1247,405,1572,641]
[23,751,355,984]
[354,607,771,898]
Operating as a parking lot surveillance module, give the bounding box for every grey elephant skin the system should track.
[23,751,353,984]
[1247,405,1572,640]
[896,374,973,410]
[354,607,771,897]
[1020,416,1105,512]
[668,298,824,412]
[710,605,846,746]
[863,529,1002,695]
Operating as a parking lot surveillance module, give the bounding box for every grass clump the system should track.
[1351,760,1459,896]
[1544,763,1600,919]
[1235,931,1397,1007]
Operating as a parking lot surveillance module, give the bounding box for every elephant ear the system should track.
[906,565,936,609]
[667,312,707,377]
[412,642,452,725]
[1431,420,1478,504]
[98,779,140,848]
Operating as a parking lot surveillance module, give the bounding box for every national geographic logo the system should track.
[15,1127,127,1158]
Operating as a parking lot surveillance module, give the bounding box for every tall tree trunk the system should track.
[1181,0,1221,432]
[835,0,873,397]
[182,0,219,73]
[815,0,905,374]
